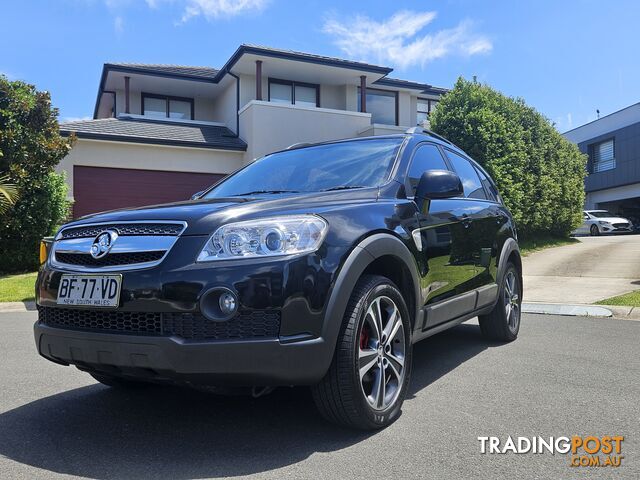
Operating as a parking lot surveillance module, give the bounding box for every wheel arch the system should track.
[497,237,522,289]
[319,234,422,373]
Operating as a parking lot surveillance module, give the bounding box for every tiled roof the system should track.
[60,117,246,151]
[105,63,219,80]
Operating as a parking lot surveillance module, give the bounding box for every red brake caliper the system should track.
[360,325,370,350]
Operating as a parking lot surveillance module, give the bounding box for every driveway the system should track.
[1,311,638,479]
[523,235,640,304]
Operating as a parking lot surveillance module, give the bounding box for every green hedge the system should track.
[0,75,72,273]
[430,78,587,239]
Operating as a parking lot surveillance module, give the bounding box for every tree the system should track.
[430,78,587,239]
[0,75,73,272]
[0,174,17,213]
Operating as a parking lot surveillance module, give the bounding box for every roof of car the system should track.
[280,128,459,154]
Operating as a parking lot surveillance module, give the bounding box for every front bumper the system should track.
[35,239,351,385]
[34,322,331,385]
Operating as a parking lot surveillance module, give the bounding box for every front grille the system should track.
[55,251,165,267]
[613,223,630,229]
[38,306,281,340]
[59,223,184,239]
[38,306,163,335]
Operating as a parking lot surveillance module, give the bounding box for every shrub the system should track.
[0,75,73,273]
[430,78,587,239]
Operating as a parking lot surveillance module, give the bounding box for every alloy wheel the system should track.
[503,270,520,333]
[358,295,406,411]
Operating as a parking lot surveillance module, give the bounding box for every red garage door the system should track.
[73,166,224,218]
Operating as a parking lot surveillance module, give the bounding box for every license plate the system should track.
[57,274,122,307]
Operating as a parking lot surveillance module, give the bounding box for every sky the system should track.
[1,0,638,133]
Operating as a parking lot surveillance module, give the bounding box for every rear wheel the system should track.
[590,224,600,236]
[312,275,412,430]
[478,262,521,342]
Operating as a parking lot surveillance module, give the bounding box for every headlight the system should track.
[197,215,328,262]
[599,221,611,226]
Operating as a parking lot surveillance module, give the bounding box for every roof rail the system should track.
[285,142,313,150]
[404,126,452,145]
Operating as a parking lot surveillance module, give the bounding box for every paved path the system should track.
[523,235,640,303]
[1,311,638,479]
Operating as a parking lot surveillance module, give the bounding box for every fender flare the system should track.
[318,234,422,372]
[496,237,522,289]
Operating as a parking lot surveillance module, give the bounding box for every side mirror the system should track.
[415,170,463,201]
[191,190,204,200]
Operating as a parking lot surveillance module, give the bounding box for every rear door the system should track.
[406,143,477,312]
[577,212,591,234]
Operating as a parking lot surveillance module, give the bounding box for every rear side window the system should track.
[445,150,487,200]
[407,144,449,195]
[475,166,499,202]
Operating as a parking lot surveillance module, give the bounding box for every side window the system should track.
[445,150,487,200]
[475,166,498,202]
[407,144,448,195]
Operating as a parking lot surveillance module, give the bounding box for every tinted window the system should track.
[446,150,487,199]
[205,138,403,197]
[406,144,448,195]
[475,166,498,202]
[357,88,397,125]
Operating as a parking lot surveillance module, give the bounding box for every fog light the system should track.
[200,287,239,321]
[219,292,237,315]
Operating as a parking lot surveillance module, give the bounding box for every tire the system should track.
[311,275,413,430]
[590,224,600,236]
[90,373,148,388]
[478,262,522,342]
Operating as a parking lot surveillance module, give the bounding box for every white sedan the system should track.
[573,210,634,236]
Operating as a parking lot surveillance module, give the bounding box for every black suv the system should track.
[35,128,522,430]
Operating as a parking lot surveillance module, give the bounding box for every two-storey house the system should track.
[60,44,447,217]
[564,102,640,221]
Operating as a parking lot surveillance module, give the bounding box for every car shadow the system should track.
[0,323,495,479]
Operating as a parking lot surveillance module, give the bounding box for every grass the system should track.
[519,235,579,256]
[596,290,640,307]
[0,272,38,302]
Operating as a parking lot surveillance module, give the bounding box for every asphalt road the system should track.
[1,312,638,479]
[523,235,640,304]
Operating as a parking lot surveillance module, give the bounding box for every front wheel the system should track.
[590,224,600,236]
[478,262,522,342]
[312,275,413,430]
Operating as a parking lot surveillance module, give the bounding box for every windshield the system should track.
[204,137,404,198]
[588,211,615,218]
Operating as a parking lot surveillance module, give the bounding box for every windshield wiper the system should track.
[232,189,300,196]
[321,185,367,191]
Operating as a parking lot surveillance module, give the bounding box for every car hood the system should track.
[594,216,631,224]
[62,189,380,236]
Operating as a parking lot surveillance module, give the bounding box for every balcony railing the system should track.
[239,100,372,161]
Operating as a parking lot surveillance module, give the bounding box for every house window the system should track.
[142,93,194,120]
[358,87,398,125]
[591,139,615,173]
[417,98,438,126]
[268,79,319,107]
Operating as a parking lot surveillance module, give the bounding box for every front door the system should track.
[405,143,477,323]
[443,149,500,290]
